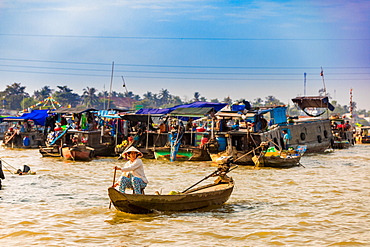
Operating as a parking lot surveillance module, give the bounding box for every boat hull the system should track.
[39,145,61,157]
[260,155,301,168]
[153,147,210,161]
[61,146,94,161]
[332,141,351,149]
[108,180,234,214]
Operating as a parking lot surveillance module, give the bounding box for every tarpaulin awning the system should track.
[135,102,227,115]
[135,108,171,115]
[215,111,255,119]
[1,109,49,126]
[119,114,153,123]
[53,108,98,114]
[168,107,215,117]
[292,96,335,111]
[258,106,287,124]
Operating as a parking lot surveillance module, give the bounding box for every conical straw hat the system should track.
[122,146,143,157]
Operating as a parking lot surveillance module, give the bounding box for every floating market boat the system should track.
[330,117,354,149]
[2,110,47,149]
[207,100,331,166]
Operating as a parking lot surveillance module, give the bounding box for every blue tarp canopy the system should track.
[136,102,227,115]
[135,108,172,115]
[2,109,49,126]
[258,106,287,124]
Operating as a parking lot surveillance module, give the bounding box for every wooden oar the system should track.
[109,168,117,209]
[181,164,238,194]
[4,131,17,145]
[181,170,219,193]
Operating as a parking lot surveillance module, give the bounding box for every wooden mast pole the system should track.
[107,61,114,110]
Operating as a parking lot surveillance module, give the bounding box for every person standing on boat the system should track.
[282,130,290,150]
[114,147,148,194]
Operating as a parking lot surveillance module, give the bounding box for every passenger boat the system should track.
[108,177,234,214]
[108,159,236,214]
[61,145,94,161]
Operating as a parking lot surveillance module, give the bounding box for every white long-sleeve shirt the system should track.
[119,158,148,184]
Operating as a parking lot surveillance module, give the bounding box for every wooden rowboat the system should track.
[108,177,234,214]
[259,154,301,168]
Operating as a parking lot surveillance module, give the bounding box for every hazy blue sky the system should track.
[0,0,369,109]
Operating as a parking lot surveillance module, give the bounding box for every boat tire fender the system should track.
[317,135,322,143]
[300,133,306,141]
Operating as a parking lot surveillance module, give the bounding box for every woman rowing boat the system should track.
[113,146,148,195]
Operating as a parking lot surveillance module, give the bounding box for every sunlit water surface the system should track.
[0,144,369,246]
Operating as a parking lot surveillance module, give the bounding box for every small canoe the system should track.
[332,140,351,149]
[108,177,234,214]
[153,148,192,161]
[153,147,210,161]
[259,154,301,168]
[61,145,94,161]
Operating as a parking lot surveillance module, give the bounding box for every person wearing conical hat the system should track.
[114,146,148,194]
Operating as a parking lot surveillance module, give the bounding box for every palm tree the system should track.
[2,82,29,110]
[53,85,80,107]
[124,91,135,98]
[159,88,170,105]
[82,87,99,108]
[143,91,153,101]
[33,86,52,101]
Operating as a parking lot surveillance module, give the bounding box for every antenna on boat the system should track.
[320,67,329,118]
[320,67,327,96]
[121,76,129,94]
[304,72,307,96]
[103,84,106,110]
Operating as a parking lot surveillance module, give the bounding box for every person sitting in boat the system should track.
[71,134,80,145]
[16,165,31,175]
[200,133,209,149]
[113,147,148,195]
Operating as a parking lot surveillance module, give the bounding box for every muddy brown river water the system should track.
[0,144,369,246]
